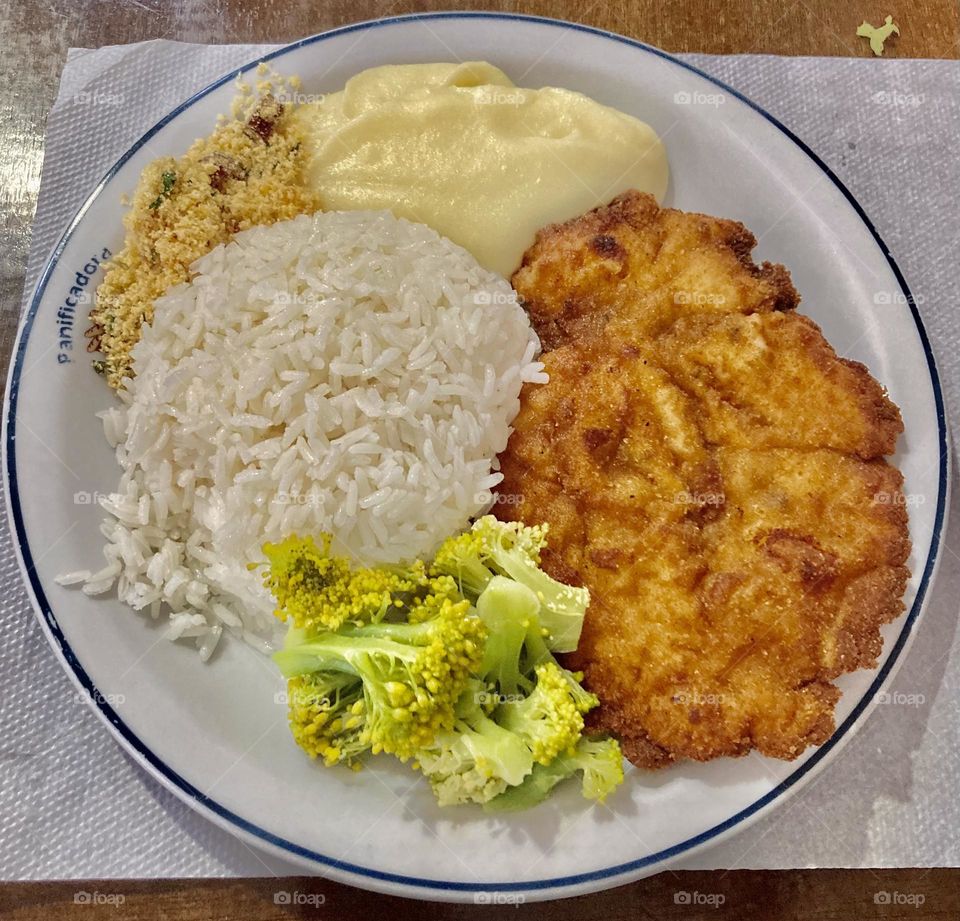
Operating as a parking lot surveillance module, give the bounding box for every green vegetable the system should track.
[261,534,429,633]
[414,647,598,807]
[149,170,177,209]
[262,521,623,811]
[285,672,368,767]
[432,516,589,652]
[495,662,585,766]
[474,576,597,713]
[475,577,540,696]
[266,536,486,762]
[484,737,625,812]
[415,681,534,806]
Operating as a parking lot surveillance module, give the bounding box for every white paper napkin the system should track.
[3,41,959,879]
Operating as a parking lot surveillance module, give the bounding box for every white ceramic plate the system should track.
[3,12,948,903]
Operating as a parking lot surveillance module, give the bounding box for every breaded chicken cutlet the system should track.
[496,191,910,769]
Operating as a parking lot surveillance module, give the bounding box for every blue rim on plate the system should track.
[4,11,948,896]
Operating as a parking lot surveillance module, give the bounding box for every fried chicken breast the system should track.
[497,191,909,769]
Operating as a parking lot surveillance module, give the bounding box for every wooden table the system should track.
[1,1,958,918]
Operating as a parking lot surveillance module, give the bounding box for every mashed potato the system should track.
[291,62,669,277]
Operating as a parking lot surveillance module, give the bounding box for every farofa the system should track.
[88,88,320,388]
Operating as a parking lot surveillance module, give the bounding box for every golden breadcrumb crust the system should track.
[498,191,909,769]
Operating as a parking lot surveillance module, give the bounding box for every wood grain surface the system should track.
[0,870,958,919]
[1,1,958,919]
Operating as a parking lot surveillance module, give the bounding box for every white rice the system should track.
[61,210,546,656]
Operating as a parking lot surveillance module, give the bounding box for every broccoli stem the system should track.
[475,577,539,696]
[454,687,534,787]
[484,737,624,812]
[273,633,421,679]
[445,555,493,599]
[483,759,570,812]
[486,548,586,653]
[337,619,438,643]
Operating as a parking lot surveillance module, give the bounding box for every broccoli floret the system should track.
[557,666,599,716]
[264,536,488,764]
[285,672,368,767]
[576,738,625,801]
[416,682,534,806]
[495,662,584,766]
[484,737,625,812]
[415,639,596,807]
[432,516,589,652]
[475,577,598,715]
[264,530,611,812]
[274,596,485,761]
[475,576,540,696]
[260,534,429,633]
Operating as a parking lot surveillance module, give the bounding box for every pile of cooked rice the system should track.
[59,210,545,659]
